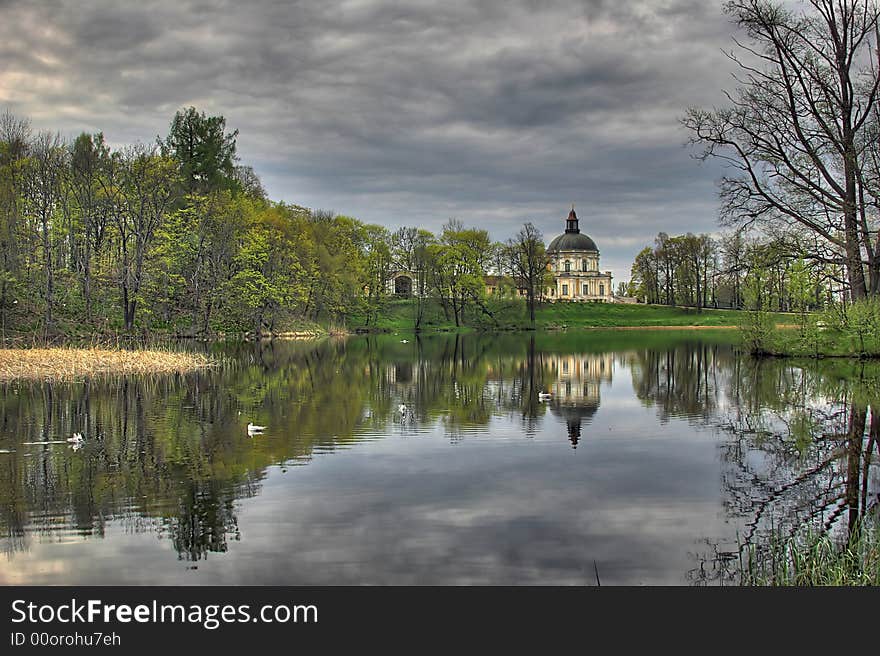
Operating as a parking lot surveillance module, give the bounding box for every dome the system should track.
[547,232,598,253]
[547,206,598,253]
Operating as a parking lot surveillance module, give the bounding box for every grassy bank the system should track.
[348,298,796,332]
[0,347,215,382]
[742,299,880,358]
[740,525,880,585]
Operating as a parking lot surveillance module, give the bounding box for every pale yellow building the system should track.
[545,207,612,302]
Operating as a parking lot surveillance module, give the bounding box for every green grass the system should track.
[742,300,880,358]
[756,329,880,357]
[534,301,794,328]
[740,524,880,585]
[348,297,796,332]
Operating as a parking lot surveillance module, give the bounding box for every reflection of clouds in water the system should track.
[218,426,725,585]
[1,408,727,585]
[2,334,875,585]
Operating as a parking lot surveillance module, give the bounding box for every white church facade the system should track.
[544,206,613,302]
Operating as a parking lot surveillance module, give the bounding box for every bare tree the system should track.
[684,0,880,299]
[505,222,548,326]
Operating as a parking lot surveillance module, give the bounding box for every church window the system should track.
[583,284,588,295]
[599,284,605,296]
[562,284,569,295]
[582,260,587,272]
[564,260,571,272]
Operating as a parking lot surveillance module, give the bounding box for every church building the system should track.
[545,206,612,302]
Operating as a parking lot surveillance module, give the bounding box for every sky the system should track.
[0,0,748,283]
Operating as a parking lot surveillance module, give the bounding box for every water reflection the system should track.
[544,352,612,447]
[0,332,877,584]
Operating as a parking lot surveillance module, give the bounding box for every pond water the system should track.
[0,331,877,585]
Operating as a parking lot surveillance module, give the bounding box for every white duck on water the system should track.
[67,432,84,444]
[247,422,266,435]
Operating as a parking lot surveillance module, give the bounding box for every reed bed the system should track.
[740,524,880,586]
[0,347,215,382]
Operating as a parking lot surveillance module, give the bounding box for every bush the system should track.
[740,309,777,355]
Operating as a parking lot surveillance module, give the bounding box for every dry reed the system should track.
[0,347,215,382]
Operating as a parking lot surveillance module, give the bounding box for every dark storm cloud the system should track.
[0,0,743,280]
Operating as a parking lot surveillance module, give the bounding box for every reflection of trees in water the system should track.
[164,480,243,561]
[0,373,263,560]
[12,333,870,576]
[627,349,880,585]
[629,342,731,423]
[1,334,621,560]
[718,359,880,544]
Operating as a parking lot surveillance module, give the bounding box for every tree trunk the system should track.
[41,212,53,329]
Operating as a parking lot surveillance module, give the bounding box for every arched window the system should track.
[394,275,413,297]
[564,260,571,272]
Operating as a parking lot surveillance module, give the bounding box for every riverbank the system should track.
[741,299,880,358]
[0,347,215,382]
[348,298,797,332]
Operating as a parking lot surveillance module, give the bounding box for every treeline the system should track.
[629,231,840,312]
[0,107,387,336]
[0,107,548,337]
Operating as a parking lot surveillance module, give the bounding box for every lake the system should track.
[0,330,877,585]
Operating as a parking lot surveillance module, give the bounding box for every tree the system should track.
[505,222,548,326]
[391,227,435,330]
[68,132,111,321]
[426,220,493,327]
[684,0,880,300]
[630,246,659,303]
[0,110,31,332]
[22,131,66,329]
[114,144,179,329]
[361,224,392,327]
[163,107,238,195]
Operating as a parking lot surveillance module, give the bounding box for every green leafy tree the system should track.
[163,107,238,195]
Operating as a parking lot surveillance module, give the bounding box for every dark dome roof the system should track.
[547,232,598,253]
[549,401,598,423]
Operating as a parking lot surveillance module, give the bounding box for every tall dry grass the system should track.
[0,347,215,382]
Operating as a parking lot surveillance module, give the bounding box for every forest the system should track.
[0,107,540,337]
[627,230,838,313]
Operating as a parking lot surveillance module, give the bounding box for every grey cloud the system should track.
[0,0,742,282]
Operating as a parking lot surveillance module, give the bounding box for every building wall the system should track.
[545,249,612,302]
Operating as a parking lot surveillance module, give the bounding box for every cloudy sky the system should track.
[0,0,746,282]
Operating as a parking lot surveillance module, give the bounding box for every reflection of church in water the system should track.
[544,353,613,448]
